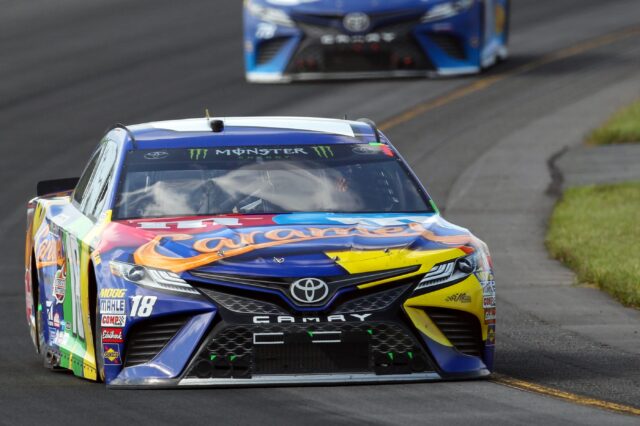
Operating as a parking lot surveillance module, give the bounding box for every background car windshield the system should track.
[113,144,433,219]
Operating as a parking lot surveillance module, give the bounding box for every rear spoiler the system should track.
[36,177,79,197]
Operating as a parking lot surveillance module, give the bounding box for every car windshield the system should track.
[112,144,433,219]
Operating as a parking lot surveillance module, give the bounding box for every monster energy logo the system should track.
[189,149,208,160]
[313,146,334,158]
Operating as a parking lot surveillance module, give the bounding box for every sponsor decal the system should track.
[482,280,496,297]
[91,250,102,266]
[53,266,66,303]
[46,301,53,326]
[35,232,62,268]
[312,146,334,159]
[213,148,308,157]
[100,299,126,314]
[352,145,380,155]
[144,151,169,160]
[100,288,126,298]
[485,308,496,324]
[483,296,496,308]
[445,293,471,303]
[487,325,496,346]
[48,327,57,345]
[102,328,123,344]
[253,313,372,324]
[103,344,122,365]
[101,314,126,328]
[273,257,285,264]
[368,143,395,157]
[135,222,472,273]
[53,312,60,328]
[189,148,208,160]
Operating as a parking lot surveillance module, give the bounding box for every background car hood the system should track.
[263,0,433,14]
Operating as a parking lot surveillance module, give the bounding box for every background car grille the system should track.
[425,308,483,357]
[186,321,433,379]
[429,34,466,60]
[123,316,190,367]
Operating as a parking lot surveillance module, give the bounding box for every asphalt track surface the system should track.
[1,0,639,424]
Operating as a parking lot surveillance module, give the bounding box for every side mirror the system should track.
[37,178,80,197]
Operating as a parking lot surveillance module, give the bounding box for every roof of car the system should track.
[124,117,384,149]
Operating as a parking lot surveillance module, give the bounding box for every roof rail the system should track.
[113,123,138,149]
[357,118,382,143]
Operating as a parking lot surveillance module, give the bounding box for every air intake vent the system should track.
[429,34,466,60]
[425,308,483,357]
[257,37,289,65]
[124,316,190,367]
[199,288,287,315]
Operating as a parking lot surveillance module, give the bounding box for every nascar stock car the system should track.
[244,0,510,82]
[25,116,496,387]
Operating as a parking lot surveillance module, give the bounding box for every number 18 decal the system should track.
[130,295,157,317]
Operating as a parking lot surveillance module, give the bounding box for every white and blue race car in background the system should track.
[244,0,510,82]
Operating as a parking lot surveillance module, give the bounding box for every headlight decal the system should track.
[110,261,200,296]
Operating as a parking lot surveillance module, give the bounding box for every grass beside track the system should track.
[587,99,640,145]
[547,182,640,308]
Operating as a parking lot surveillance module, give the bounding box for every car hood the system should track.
[264,0,432,14]
[99,213,476,277]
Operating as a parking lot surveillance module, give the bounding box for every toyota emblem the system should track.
[290,278,329,304]
[343,12,370,33]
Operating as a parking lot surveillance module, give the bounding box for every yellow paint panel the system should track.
[404,306,452,347]
[404,275,487,340]
[326,248,465,290]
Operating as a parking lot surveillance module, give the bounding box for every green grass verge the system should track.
[587,100,640,145]
[546,182,640,308]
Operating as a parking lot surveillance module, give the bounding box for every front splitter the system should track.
[108,369,491,389]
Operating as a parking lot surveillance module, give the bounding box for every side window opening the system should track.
[73,148,102,205]
[80,141,118,219]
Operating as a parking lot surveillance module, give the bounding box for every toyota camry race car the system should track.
[25,116,496,387]
[244,0,510,82]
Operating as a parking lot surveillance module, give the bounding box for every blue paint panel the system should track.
[114,311,215,382]
[421,336,488,374]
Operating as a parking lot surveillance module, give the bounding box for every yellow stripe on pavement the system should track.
[492,374,640,416]
[379,25,640,132]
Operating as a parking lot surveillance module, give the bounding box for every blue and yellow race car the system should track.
[244,0,510,82]
[25,117,496,387]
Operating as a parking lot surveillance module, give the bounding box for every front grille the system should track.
[257,37,289,65]
[199,288,287,315]
[429,34,466,60]
[426,308,483,357]
[186,321,433,379]
[285,12,433,74]
[333,284,410,314]
[190,265,418,309]
[123,316,189,367]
